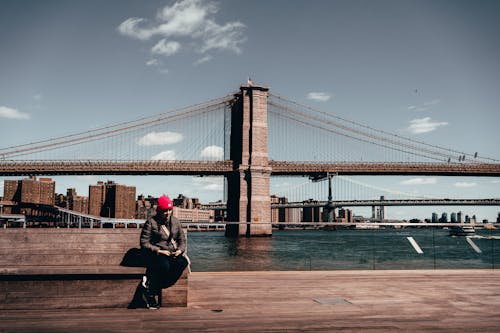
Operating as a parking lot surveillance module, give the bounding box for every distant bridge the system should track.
[201,198,500,210]
[271,198,500,209]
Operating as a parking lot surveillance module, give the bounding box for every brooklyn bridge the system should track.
[1,84,499,236]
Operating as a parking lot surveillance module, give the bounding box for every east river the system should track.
[187,229,500,271]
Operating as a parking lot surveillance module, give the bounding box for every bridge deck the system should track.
[1,269,499,332]
[1,160,500,176]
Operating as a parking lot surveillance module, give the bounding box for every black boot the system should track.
[144,275,160,310]
[128,281,149,309]
[145,291,160,310]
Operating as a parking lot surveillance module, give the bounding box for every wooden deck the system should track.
[1,269,499,332]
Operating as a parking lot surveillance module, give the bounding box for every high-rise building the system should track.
[2,177,55,217]
[89,181,136,218]
[337,208,353,223]
[66,188,88,214]
[3,177,54,205]
[440,212,448,223]
[39,178,55,205]
[302,199,321,222]
[431,212,439,223]
[105,182,136,219]
[450,212,457,223]
[457,211,463,223]
[3,180,21,202]
[20,177,41,204]
[378,196,386,221]
[89,181,106,216]
[277,196,289,223]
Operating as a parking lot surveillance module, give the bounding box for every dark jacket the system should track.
[140,214,186,254]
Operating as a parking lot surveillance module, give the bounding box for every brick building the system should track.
[3,177,55,205]
[89,182,106,216]
[336,208,353,223]
[173,207,214,223]
[89,181,136,219]
[173,194,201,209]
[136,194,155,219]
[3,180,21,205]
[65,188,89,214]
[2,177,55,216]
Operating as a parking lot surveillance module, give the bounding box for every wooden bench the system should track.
[0,229,189,309]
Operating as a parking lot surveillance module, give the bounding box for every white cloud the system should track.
[117,18,153,40]
[117,0,246,57]
[156,0,216,36]
[200,145,223,159]
[151,39,181,56]
[192,176,223,191]
[203,183,223,191]
[146,59,160,66]
[454,182,477,188]
[193,54,212,66]
[407,117,448,134]
[307,92,331,102]
[199,20,246,54]
[151,150,177,160]
[408,99,440,112]
[138,131,183,146]
[0,106,30,120]
[400,178,437,185]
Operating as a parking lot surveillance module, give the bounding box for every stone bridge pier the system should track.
[225,85,272,237]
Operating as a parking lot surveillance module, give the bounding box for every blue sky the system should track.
[0,0,499,220]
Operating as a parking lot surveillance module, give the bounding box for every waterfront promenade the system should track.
[1,269,499,332]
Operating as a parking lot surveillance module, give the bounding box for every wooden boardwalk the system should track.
[1,270,499,332]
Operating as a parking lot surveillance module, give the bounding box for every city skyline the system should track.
[1,0,499,220]
[2,175,498,223]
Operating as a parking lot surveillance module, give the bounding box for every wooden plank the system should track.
[0,270,499,332]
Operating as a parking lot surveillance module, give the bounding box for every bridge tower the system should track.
[225,84,272,236]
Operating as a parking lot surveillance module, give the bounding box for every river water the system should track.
[187,229,500,271]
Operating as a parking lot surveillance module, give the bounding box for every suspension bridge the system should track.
[1,84,499,236]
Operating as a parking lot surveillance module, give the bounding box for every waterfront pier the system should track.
[1,270,499,332]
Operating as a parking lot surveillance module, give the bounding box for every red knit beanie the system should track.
[157,195,173,211]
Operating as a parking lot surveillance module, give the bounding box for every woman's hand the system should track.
[158,249,171,256]
[173,250,182,257]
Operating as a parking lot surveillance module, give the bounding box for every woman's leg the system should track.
[161,255,188,289]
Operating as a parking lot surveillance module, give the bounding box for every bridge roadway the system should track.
[1,160,500,176]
